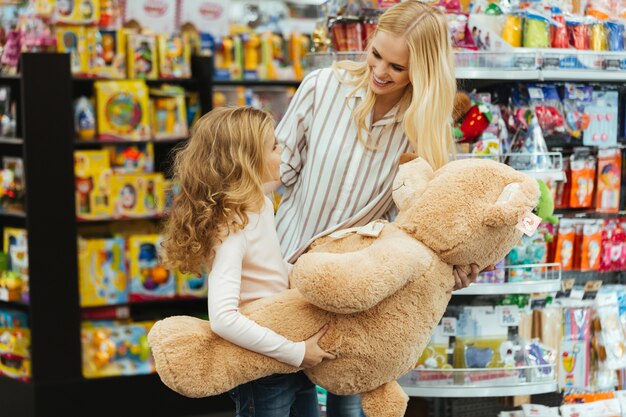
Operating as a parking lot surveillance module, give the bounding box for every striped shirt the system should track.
[275,67,412,263]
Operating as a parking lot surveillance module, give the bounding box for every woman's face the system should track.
[366,31,411,98]
[262,130,281,183]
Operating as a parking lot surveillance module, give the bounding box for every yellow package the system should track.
[55,0,100,25]
[177,271,207,298]
[56,25,97,76]
[158,33,192,79]
[150,86,188,140]
[95,81,151,140]
[128,234,176,301]
[75,150,113,219]
[34,0,56,18]
[78,237,128,307]
[110,173,164,218]
[127,33,158,80]
[94,29,127,79]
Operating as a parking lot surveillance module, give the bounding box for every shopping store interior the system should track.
[0,0,626,416]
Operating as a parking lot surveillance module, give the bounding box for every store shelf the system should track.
[541,69,626,81]
[454,263,561,296]
[75,137,188,147]
[0,137,23,145]
[72,76,196,84]
[0,299,29,311]
[455,68,541,80]
[0,209,26,219]
[76,214,166,224]
[0,375,33,417]
[213,79,302,87]
[401,381,558,398]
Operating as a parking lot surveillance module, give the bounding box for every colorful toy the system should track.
[158,33,191,79]
[454,102,492,142]
[55,25,97,76]
[74,150,113,219]
[95,81,151,141]
[128,234,175,301]
[74,96,96,140]
[94,29,127,79]
[177,272,208,298]
[595,148,621,213]
[55,0,100,25]
[103,143,154,173]
[0,157,25,212]
[81,321,154,378]
[1,228,28,303]
[78,237,128,307]
[110,173,165,218]
[127,33,158,80]
[150,85,188,140]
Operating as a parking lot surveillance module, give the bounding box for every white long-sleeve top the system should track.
[208,196,305,368]
[275,67,411,263]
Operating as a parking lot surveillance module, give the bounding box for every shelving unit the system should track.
[0,53,231,417]
[403,381,559,398]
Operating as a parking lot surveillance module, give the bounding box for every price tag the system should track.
[528,87,544,100]
[0,287,8,301]
[441,317,457,336]
[570,288,585,300]
[497,305,520,327]
[516,212,542,236]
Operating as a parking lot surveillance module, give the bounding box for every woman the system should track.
[275,2,491,415]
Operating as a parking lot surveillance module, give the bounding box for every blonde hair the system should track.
[333,1,456,169]
[161,106,275,275]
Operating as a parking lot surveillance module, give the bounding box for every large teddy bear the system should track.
[147,156,541,417]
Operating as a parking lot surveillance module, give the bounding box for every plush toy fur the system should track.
[148,156,540,417]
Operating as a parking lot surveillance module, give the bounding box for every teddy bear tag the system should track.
[329,220,387,239]
[516,212,542,236]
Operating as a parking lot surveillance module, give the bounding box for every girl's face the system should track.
[366,31,411,99]
[262,131,281,183]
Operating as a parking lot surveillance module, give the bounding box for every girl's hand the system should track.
[453,264,495,290]
[301,324,336,368]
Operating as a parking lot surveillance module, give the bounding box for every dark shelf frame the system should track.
[213,79,302,88]
[0,53,232,417]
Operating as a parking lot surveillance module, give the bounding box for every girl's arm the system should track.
[208,231,305,368]
[276,69,319,187]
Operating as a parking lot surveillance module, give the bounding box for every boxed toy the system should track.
[0,308,28,328]
[103,143,154,173]
[150,85,188,140]
[110,172,165,218]
[81,321,154,378]
[177,271,207,298]
[1,228,28,303]
[95,80,151,141]
[55,0,100,25]
[56,25,97,76]
[128,234,175,300]
[74,150,114,219]
[94,29,127,79]
[78,237,128,307]
[0,156,25,212]
[127,33,158,80]
[158,33,192,78]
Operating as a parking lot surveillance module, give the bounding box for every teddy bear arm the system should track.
[361,380,409,417]
[291,235,432,313]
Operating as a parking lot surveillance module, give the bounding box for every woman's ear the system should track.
[399,153,418,165]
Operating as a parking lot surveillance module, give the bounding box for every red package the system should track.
[600,219,626,272]
[568,23,590,50]
[344,22,363,51]
[552,15,569,48]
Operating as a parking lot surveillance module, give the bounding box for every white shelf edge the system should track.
[455,68,541,80]
[401,381,558,398]
[541,69,626,81]
[453,280,561,295]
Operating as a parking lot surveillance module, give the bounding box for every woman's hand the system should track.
[453,264,496,290]
[301,324,336,368]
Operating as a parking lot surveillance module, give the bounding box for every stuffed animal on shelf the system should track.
[453,91,492,142]
[147,156,541,417]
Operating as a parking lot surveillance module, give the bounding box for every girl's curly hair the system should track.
[161,106,275,276]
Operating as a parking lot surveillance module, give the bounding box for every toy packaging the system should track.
[0,308,28,328]
[103,143,154,174]
[555,219,576,270]
[128,234,176,301]
[55,25,97,76]
[74,96,96,141]
[127,33,158,80]
[177,272,208,298]
[81,321,154,378]
[55,0,100,25]
[124,0,177,33]
[150,85,188,140]
[95,81,151,141]
[1,228,29,303]
[158,33,192,79]
[110,173,165,218]
[595,147,622,213]
[569,151,596,209]
[94,29,127,79]
[78,237,128,307]
[74,150,113,219]
[0,327,31,381]
[0,157,25,212]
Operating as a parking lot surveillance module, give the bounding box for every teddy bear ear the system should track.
[399,153,418,165]
[483,182,530,228]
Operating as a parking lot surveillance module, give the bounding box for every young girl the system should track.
[275,2,493,415]
[162,106,334,417]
